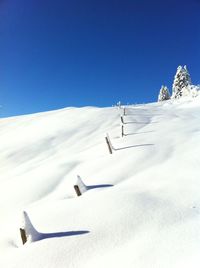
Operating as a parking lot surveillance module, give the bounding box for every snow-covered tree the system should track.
[172,65,191,99]
[188,84,200,98]
[158,85,170,102]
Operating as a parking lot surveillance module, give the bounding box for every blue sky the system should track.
[0,0,200,117]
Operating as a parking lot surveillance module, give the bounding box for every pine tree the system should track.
[158,85,170,102]
[172,65,191,98]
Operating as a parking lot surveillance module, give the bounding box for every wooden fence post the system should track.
[123,107,126,116]
[20,228,27,245]
[120,116,125,124]
[105,137,112,154]
[74,185,82,196]
[105,133,113,154]
[122,124,125,137]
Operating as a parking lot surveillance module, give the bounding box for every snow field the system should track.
[0,98,200,267]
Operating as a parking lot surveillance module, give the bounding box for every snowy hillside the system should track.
[1,98,200,268]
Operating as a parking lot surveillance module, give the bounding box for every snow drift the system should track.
[0,98,200,267]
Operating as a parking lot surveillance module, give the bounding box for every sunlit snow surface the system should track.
[1,98,200,267]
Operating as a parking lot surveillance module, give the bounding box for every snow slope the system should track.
[0,98,200,267]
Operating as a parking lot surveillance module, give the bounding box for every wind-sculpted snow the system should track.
[0,99,200,267]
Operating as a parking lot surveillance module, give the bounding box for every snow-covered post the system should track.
[74,175,88,196]
[123,107,126,116]
[120,116,125,137]
[74,185,82,196]
[105,133,113,154]
[121,124,125,137]
[20,211,41,245]
[20,228,27,245]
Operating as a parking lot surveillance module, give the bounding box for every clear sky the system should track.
[0,0,200,117]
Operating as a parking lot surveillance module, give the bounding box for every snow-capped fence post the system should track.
[20,211,41,244]
[20,228,27,245]
[74,185,82,196]
[123,107,126,116]
[120,116,125,124]
[74,176,88,196]
[117,101,121,109]
[105,133,113,154]
[121,124,125,137]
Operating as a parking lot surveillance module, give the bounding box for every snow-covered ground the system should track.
[1,98,200,267]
